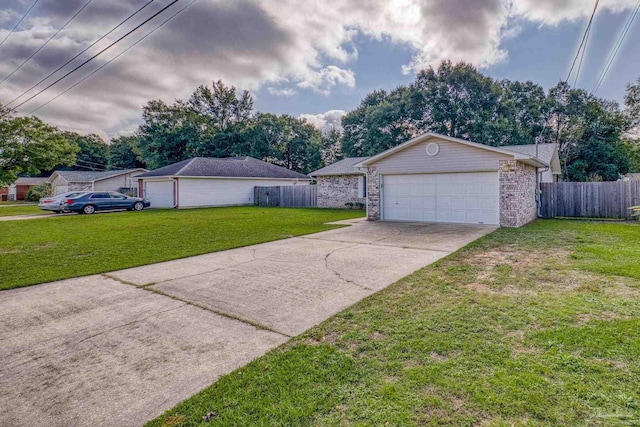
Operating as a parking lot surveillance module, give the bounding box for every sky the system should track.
[0,0,638,140]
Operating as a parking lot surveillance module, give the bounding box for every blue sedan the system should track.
[62,192,151,214]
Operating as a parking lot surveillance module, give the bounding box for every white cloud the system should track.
[0,0,637,137]
[267,86,297,97]
[299,109,346,132]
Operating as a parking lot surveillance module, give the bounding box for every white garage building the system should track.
[136,156,311,208]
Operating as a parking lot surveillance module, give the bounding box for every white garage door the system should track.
[144,181,174,208]
[382,172,499,225]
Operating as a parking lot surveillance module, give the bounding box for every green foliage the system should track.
[67,132,109,169]
[108,135,146,169]
[147,220,640,427]
[342,62,637,182]
[0,105,77,186]
[25,183,52,202]
[0,207,364,290]
[625,76,640,129]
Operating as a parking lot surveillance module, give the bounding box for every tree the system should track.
[410,61,502,144]
[320,127,343,166]
[342,88,416,157]
[247,113,323,173]
[109,135,146,169]
[625,76,640,129]
[0,105,77,186]
[188,80,253,130]
[137,100,205,168]
[63,132,109,170]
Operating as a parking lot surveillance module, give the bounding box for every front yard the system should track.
[0,207,364,290]
[148,220,640,427]
[0,204,45,216]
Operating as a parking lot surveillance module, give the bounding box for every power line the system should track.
[11,0,180,112]
[0,0,94,85]
[574,11,594,87]
[5,0,156,107]
[0,0,40,49]
[27,0,198,115]
[592,0,640,94]
[566,0,599,84]
[76,158,109,167]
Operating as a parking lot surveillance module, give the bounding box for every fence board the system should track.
[254,185,316,208]
[540,181,640,219]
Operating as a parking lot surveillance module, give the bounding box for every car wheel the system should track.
[82,205,96,215]
[133,202,144,211]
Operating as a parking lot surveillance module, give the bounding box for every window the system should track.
[358,176,367,198]
[90,192,109,199]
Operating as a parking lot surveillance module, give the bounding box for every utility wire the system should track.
[566,0,599,83]
[0,0,94,85]
[28,0,198,115]
[592,0,640,94]
[574,12,594,87]
[12,0,180,112]
[6,0,156,107]
[0,0,40,49]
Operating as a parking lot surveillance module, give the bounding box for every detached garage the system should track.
[356,132,549,228]
[136,156,311,208]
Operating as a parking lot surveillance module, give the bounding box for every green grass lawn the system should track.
[0,207,364,290]
[147,219,640,427]
[0,204,46,216]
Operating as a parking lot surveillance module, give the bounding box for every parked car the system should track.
[38,192,89,213]
[62,191,150,214]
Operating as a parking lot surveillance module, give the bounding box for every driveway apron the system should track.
[0,220,496,426]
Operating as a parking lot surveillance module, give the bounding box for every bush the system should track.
[355,202,365,210]
[344,202,354,209]
[25,183,52,202]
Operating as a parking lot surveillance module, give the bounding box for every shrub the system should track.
[344,202,354,209]
[355,202,365,210]
[25,183,52,202]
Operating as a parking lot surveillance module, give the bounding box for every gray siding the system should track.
[368,138,512,174]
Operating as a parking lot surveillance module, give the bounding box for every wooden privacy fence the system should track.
[540,181,640,219]
[254,185,317,208]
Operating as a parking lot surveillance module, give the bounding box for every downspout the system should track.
[173,178,179,208]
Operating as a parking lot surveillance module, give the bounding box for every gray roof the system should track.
[51,169,145,183]
[136,157,311,180]
[15,177,47,185]
[309,157,370,177]
[500,143,558,166]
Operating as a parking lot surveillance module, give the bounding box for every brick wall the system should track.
[365,167,380,221]
[316,175,365,208]
[499,160,538,227]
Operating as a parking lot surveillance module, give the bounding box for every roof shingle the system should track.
[136,157,310,179]
[309,157,370,177]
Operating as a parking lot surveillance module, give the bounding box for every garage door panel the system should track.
[145,181,174,208]
[383,172,499,225]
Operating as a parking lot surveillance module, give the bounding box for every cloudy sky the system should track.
[0,0,639,139]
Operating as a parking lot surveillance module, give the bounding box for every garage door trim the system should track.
[381,171,499,225]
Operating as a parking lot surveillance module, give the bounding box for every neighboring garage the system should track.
[136,157,311,208]
[355,132,551,228]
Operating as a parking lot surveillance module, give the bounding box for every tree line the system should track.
[343,61,640,182]
[1,63,639,186]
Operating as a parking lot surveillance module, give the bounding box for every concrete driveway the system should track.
[0,220,495,427]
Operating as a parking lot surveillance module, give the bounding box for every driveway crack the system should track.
[322,244,374,291]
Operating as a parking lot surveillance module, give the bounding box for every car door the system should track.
[88,192,112,210]
[109,192,130,209]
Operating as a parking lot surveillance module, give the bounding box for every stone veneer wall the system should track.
[499,160,538,227]
[365,167,380,220]
[316,175,365,208]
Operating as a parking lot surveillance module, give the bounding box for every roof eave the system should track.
[359,132,520,166]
